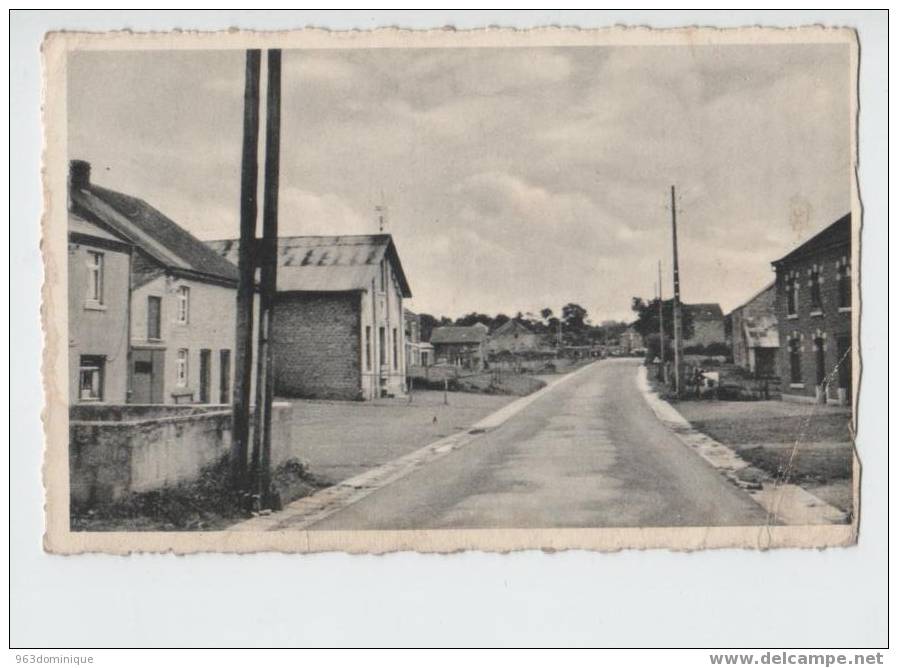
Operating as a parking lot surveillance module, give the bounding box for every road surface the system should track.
[308,358,769,529]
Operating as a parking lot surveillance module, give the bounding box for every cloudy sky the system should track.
[68,43,851,322]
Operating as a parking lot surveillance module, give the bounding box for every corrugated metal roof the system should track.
[71,185,239,285]
[206,234,412,297]
[430,326,488,344]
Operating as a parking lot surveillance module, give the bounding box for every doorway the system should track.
[131,349,165,403]
[199,349,212,403]
[219,349,231,404]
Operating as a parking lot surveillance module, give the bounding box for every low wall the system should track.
[70,403,295,506]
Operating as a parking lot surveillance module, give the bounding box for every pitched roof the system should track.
[206,234,411,297]
[491,319,534,337]
[684,303,724,321]
[430,326,489,345]
[772,213,851,267]
[71,184,239,286]
[728,281,775,315]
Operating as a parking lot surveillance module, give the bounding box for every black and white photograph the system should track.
[43,26,859,553]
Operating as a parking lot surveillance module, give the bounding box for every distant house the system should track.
[209,234,412,401]
[772,214,852,404]
[620,326,644,354]
[682,303,726,349]
[487,320,540,356]
[729,282,779,377]
[430,324,489,370]
[404,309,433,368]
[69,160,240,405]
[67,210,132,404]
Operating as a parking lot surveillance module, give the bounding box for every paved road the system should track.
[309,359,769,530]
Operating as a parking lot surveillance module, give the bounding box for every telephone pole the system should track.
[251,49,282,507]
[231,49,261,489]
[670,185,683,396]
[658,260,666,383]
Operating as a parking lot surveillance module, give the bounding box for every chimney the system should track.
[69,160,91,191]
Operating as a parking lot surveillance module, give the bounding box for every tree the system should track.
[540,307,553,322]
[418,313,439,342]
[561,303,589,345]
[630,297,693,340]
[455,312,493,328]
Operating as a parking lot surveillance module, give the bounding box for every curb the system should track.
[231,361,600,532]
[635,366,847,526]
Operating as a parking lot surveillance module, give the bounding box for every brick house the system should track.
[67,210,133,404]
[487,320,541,356]
[682,303,726,349]
[729,282,779,377]
[431,324,489,370]
[772,214,852,404]
[69,160,241,405]
[208,234,412,401]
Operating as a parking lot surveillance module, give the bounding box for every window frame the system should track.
[809,267,822,310]
[86,250,104,305]
[147,295,162,340]
[176,285,190,324]
[788,339,802,385]
[365,325,372,371]
[78,355,105,401]
[176,348,189,387]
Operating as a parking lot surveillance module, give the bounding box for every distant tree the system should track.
[630,297,693,340]
[492,313,510,330]
[540,307,553,322]
[418,313,439,342]
[560,303,590,345]
[455,312,493,328]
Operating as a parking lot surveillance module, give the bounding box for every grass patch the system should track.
[71,456,329,532]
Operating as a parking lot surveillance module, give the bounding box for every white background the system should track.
[9,10,889,649]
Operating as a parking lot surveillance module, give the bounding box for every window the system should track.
[809,266,822,310]
[78,355,105,401]
[176,349,189,387]
[176,286,190,324]
[837,260,851,309]
[785,273,798,316]
[378,326,386,367]
[147,296,162,340]
[86,251,104,304]
[392,328,399,370]
[379,261,387,292]
[365,326,372,371]
[789,339,802,385]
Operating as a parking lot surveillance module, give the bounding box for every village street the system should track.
[300,358,769,530]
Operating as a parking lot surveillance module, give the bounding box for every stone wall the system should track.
[70,402,295,505]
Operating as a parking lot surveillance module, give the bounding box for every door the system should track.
[836,336,851,401]
[814,338,826,387]
[131,349,165,403]
[199,349,212,403]
[219,349,231,404]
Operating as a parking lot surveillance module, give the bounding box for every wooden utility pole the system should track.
[231,49,261,489]
[251,49,282,506]
[658,260,666,383]
[670,185,683,396]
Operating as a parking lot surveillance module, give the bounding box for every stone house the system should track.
[729,282,779,377]
[487,320,541,356]
[430,324,489,370]
[67,210,133,404]
[772,213,852,404]
[69,160,241,405]
[208,234,412,401]
[682,303,726,349]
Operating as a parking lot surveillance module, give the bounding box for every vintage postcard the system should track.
[42,26,860,554]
